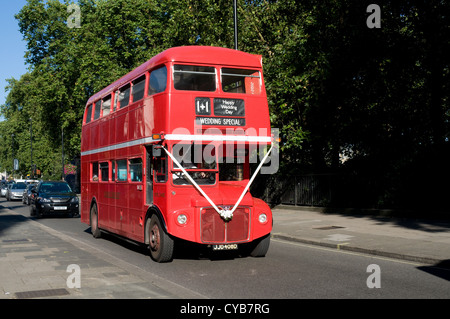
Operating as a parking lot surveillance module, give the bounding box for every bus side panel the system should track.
[152,183,168,228]
[91,122,99,151]
[80,157,90,225]
[114,180,129,235]
[81,126,90,153]
[99,118,110,147]
[115,109,129,145]
[153,93,168,137]
[104,181,115,231]
[143,97,155,137]
[129,102,145,140]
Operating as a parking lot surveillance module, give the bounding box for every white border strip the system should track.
[81,134,271,156]
[165,134,271,142]
[81,137,156,156]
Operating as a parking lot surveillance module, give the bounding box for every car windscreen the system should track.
[12,183,27,189]
[40,183,72,193]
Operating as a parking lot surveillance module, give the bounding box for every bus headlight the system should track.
[258,213,268,224]
[177,214,188,225]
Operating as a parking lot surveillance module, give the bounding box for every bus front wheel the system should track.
[147,215,174,263]
[249,234,271,257]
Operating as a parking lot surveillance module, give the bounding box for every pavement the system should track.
[0,206,205,300]
[1,203,450,299]
[272,205,450,265]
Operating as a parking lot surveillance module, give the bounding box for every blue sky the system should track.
[0,0,29,107]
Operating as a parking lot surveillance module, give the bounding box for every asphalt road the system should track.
[3,197,450,299]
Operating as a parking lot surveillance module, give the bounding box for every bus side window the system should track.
[92,162,99,181]
[113,91,119,112]
[148,66,167,95]
[118,84,131,109]
[100,162,109,182]
[85,104,93,124]
[154,157,167,183]
[132,75,146,102]
[129,158,142,182]
[102,95,111,117]
[94,100,101,120]
[117,159,127,181]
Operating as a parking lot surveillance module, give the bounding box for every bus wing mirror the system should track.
[152,145,162,157]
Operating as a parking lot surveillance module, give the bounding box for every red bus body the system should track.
[80,46,273,262]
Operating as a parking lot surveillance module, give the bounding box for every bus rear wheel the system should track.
[90,204,101,238]
[147,215,174,263]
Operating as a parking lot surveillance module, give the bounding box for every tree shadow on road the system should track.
[320,206,450,233]
[417,260,450,282]
[0,207,31,237]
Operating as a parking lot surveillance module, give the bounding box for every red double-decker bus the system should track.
[80,46,275,262]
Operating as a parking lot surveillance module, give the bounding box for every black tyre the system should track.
[30,205,42,219]
[90,204,101,238]
[249,234,271,257]
[147,215,174,263]
[29,204,35,217]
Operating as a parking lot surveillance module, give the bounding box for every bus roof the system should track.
[86,46,263,105]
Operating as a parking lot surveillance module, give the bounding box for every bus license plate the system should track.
[54,206,67,210]
[212,244,238,251]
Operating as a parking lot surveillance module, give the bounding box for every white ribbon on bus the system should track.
[162,142,273,221]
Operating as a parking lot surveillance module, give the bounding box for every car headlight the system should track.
[39,197,51,203]
[70,197,79,203]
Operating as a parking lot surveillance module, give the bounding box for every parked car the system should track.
[0,184,8,197]
[22,184,36,205]
[6,182,27,201]
[30,181,79,218]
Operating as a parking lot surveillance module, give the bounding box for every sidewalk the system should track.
[0,207,205,299]
[272,205,450,265]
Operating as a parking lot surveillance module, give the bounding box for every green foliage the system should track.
[1,0,449,210]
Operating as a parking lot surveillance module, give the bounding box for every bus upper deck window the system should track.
[148,66,167,95]
[132,75,146,102]
[118,84,131,109]
[173,65,216,92]
[85,104,92,124]
[102,95,111,116]
[94,100,101,120]
[221,68,261,94]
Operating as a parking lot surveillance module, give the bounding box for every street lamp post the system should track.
[11,133,15,176]
[233,0,238,50]
[62,126,65,181]
[30,118,33,179]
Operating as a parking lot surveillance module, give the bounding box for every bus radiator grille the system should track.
[200,207,250,243]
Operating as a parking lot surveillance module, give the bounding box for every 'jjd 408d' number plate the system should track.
[212,244,238,251]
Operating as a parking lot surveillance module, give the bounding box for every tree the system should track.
[1,0,449,211]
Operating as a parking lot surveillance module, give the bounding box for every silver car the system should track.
[7,182,27,201]
[0,185,7,197]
